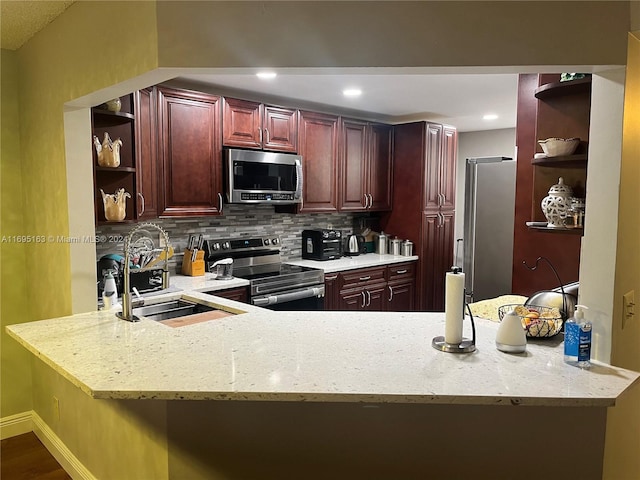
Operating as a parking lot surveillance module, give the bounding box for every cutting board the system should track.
[159,309,234,328]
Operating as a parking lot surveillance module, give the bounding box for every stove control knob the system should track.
[263,238,270,246]
[222,241,230,250]
[212,242,220,251]
[271,238,279,245]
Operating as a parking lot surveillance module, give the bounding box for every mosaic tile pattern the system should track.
[96,204,358,271]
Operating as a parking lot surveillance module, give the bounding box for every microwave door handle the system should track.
[295,159,303,200]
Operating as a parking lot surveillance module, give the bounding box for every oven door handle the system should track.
[253,285,325,307]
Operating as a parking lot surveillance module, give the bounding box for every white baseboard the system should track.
[31,411,96,480]
[0,411,33,439]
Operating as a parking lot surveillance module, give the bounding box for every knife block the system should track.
[181,249,205,276]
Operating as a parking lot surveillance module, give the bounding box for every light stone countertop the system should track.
[7,298,639,407]
[285,253,418,273]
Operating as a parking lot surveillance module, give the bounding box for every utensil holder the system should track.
[181,249,205,276]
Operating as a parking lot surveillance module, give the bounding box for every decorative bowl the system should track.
[538,137,580,157]
[497,304,563,338]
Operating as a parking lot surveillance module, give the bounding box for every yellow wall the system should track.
[603,31,640,480]
[1,49,33,416]
[0,0,158,416]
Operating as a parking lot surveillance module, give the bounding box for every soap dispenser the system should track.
[564,305,591,368]
[496,309,527,353]
[102,270,118,310]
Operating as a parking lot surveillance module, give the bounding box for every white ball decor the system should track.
[541,177,573,228]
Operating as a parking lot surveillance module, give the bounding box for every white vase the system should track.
[541,177,573,228]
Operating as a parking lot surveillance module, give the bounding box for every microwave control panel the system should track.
[240,192,295,201]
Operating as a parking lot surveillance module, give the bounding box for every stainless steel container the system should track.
[401,240,414,256]
[376,231,388,255]
[390,238,403,256]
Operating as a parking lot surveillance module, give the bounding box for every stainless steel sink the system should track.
[133,299,216,322]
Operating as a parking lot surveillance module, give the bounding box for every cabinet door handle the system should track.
[264,128,269,144]
[359,275,371,281]
[368,193,373,209]
[361,291,366,308]
[366,289,371,307]
[218,192,224,214]
[326,274,338,281]
[388,285,393,302]
[137,192,145,217]
[363,194,368,208]
[259,127,263,144]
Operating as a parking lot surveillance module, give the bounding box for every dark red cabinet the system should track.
[338,119,392,212]
[157,87,223,217]
[297,110,339,213]
[222,97,297,152]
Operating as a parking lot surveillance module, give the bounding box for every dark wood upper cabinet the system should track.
[440,126,457,211]
[222,98,298,152]
[424,123,457,212]
[157,87,223,217]
[134,88,158,220]
[368,123,393,211]
[263,105,298,152]
[297,110,339,213]
[339,118,368,210]
[338,119,392,212]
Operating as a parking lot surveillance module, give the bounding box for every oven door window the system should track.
[233,161,297,191]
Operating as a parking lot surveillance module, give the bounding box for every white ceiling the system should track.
[1,1,519,132]
[177,72,519,132]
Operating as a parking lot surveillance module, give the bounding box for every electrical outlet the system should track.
[623,290,635,329]
[53,396,60,420]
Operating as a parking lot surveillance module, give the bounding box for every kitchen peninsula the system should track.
[7,290,639,480]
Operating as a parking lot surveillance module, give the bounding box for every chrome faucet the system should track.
[116,223,171,322]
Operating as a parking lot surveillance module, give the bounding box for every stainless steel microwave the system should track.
[224,148,303,204]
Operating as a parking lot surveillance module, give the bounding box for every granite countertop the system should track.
[285,253,418,273]
[7,293,639,407]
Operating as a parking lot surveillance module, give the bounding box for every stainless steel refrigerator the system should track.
[463,157,516,303]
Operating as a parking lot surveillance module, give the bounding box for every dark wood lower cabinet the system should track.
[387,280,415,311]
[323,273,339,310]
[206,287,248,303]
[325,263,416,312]
[422,212,455,311]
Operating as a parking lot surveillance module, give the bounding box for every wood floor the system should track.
[1,432,71,480]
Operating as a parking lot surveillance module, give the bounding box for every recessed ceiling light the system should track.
[483,114,498,120]
[343,88,362,97]
[256,72,277,80]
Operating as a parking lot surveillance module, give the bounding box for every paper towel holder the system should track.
[432,268,477,353]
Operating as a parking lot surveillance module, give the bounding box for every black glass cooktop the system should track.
[233,263,320,281]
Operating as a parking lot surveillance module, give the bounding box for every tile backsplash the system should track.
[95,204,359,273]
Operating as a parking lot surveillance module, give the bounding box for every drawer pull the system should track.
[394,269,408,274]
[359,276,371,281]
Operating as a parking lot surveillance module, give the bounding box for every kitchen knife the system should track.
[196,234,204,251]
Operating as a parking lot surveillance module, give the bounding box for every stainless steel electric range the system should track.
[203,236,325,310]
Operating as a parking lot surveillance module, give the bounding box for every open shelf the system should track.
[532,153,587,167]
[526,223,583,235]
[95,166,136,173]
[534,77,592,100]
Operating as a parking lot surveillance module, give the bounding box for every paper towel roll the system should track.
[444,271,465,344]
